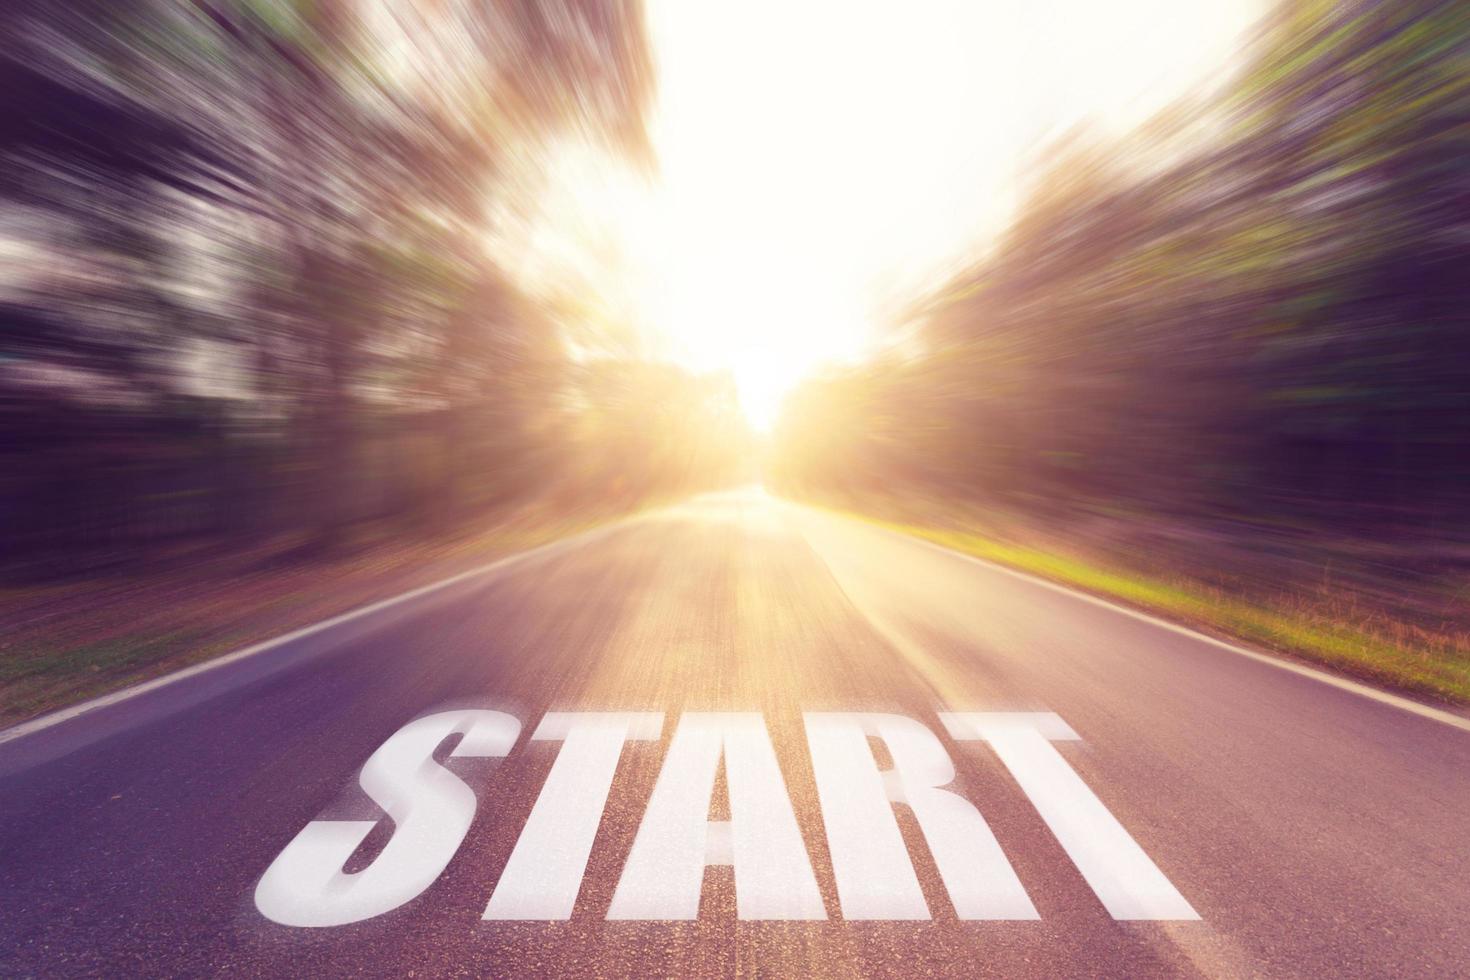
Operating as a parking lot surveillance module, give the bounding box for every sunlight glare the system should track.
[497,0,1265,432]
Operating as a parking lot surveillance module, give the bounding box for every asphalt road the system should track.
[2,489,1468,977]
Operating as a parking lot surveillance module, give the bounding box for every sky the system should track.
[502,0,1266,429]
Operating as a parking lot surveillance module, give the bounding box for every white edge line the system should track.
[9,501,1465,748]
[0,516,638,749]
[864,519,1470,734]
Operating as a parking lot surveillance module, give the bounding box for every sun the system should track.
[497,0,1265,434]
[636,0,1261,431]
[731,355,805,434]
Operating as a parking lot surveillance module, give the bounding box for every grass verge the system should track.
[0,501,638,729]
[856,514,1470,707]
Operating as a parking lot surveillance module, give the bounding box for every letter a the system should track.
[607,713,825,920]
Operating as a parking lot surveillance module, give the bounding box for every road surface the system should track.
[2,490,1468,977]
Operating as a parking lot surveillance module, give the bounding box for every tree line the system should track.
[775,0,1469,544]
[0,0,743,573]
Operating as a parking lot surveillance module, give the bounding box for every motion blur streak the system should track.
[1,0,745,577]
[2,0,1470,974]
[3,491,1470,976]
[771,0,1470,703]
[5,0,1465,706]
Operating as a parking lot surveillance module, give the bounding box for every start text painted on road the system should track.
[254,710,1197,926]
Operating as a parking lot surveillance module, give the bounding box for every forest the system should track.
[772,0,1470,695]
[4,0,1467,701]
[0,0,745,574]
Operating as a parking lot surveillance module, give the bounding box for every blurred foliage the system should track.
[776,0,1470,538]
[0,0,743,570]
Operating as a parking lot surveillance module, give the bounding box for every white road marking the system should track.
[607,712,826,920]
[485,712,664,920]
[805,711,1037,920]
[256,709,1192,924]
[943,712,1198,920]
[5,498,1466,754]
[872,518,1470,734]
[255,709,521,927]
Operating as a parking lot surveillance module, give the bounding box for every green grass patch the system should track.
[866,516,1470,706]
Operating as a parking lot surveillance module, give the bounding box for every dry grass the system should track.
[0,500,634,728]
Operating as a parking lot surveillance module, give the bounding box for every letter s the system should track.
[255,710,520,927]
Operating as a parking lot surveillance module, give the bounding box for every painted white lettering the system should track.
[805,712,1036,919]
[255,710,520,927]
[940,712,1197,920]
[484,712,663,920]
[607,713,825,920]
